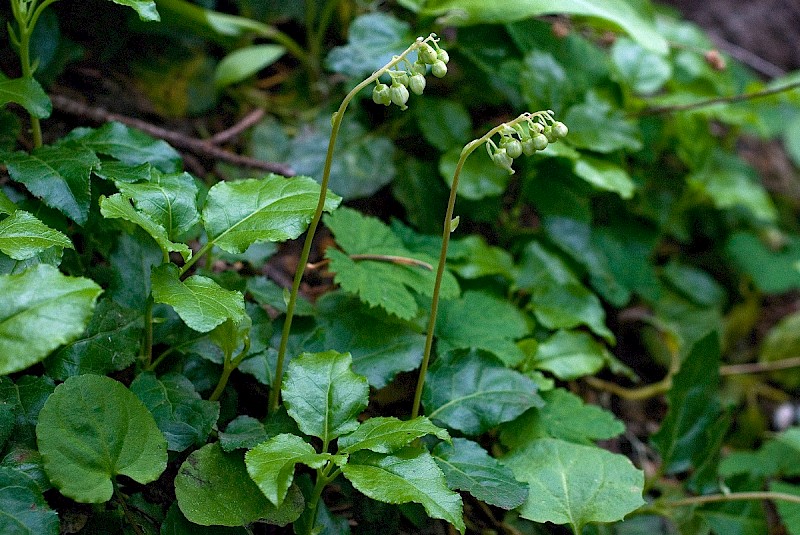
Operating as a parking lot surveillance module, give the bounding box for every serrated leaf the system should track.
[0,190,16,215]
[203,175,340,254]
[324,13,413,78]
[0,210,72,260]
[109,0,160,21]
[130,372,220,452]
[504,438,644,532]
[563,92,642,153]
[92,161,153,183]
[342,447,465,533]
[116,171,200,240]
[175,442,304,527]
[574,156,635,199]
[0,265,102,375]
[338,417,450,454]
[282,351,369,443]
[36,375,167,503]
[151,264,246,333]
[435,290,528,366]
[325,208,458,319]
[45,299,143,380]
[0,467,58,535]
[422,349,544,435]
[316,292,426,388]
[245,434,331,507]
[439,145,512,200]
[215,45,286,88]
[652,333,722,474]
[100,193,191,261]
[109,230,162,309]
[432,438,527,510]
[4,144,100,224]
[0,77,51,119]
[528,330,608,381]
[65,122,180,172]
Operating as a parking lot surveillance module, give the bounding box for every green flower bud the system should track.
[543,125,557,143]
[392,71,410,87]
[411,60,427,76]
[500,137,523,158]
[522,139,536,156]
[491,147,515,174]
[552,121,568,138]
[431,60,447,78]
[531,133,549,150]
[372,83,391,106]
[390,82,410,109]
[409,73,426,95]
[530,122,544,135]
[418,43,438,64]
[437,49,450,64]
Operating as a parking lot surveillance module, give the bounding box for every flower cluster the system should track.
[486,111,568,174]
[372,35,449,110]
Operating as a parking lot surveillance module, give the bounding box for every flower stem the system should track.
[269,35,438,415]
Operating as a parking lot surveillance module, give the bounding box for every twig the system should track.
[306,254,433,271]
[50,94,293,176]
[585,375,672,401]
[666,491,800,507]
[641,80,800,115]
[209,108,265,144]
[709,33,786,79]
[721,356,800,376]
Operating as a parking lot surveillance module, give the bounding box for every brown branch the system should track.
[306,254,434,271]
[209,108,265,145]
[641,80,800,115]
[50,94,293,176]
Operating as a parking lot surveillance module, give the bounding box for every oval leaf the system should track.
[65,122,180,172]
[36,375,168,503]
[0,265,102,375]
[214,45,286,88]
[338,416,450,455]
[0,211,72,260]
[116,171,200,241]
[0,77,51,119]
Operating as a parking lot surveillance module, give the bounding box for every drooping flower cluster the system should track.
[372,35,449,111]
[485,111,568,174]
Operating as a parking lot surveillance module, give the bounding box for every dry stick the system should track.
[50,94,293,176]
[641,80,800,115]
[666,491,800,508]
[306,254,433,271]
[209,108,266,145]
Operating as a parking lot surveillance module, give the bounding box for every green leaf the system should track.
[116,171,200,241]
[414,99,472,152]
[0,77,51,119]
[175,442,304,527]
[652,333,722,474]
[36,375,167,503]
[65,122,180,172]
[215,45,286,88]
[720,427,800,479]
[504,438,644,532]
[448,234,515,280]
[419,0,667,54]
[422,349,544,435]
[0,376,55,449]
[282,351,369,443]
[130,372,220,452]
[4,144,100,225]
[100,193,192,261]
[0,467,58,535]
[316,292,426,388]
[0,190,16,215]
[45,299,143,380]
[770,481,800,535]
[245,433,331,507]
[338,416,450,455]
[342,447,465,534]
[439,145,512,200]
[324,13,413,78]
[726,231,800,294]
[92,161,153,183]
[324,207,458,320]
[500,388,625,448]
[0,265,102,375]
[203,174,341,254]
[662,261,726,308]
[162,503,249,535]
[573,156,635,199]
[563,92,642,153]
[611,37,672,94]
[437,290,529,366]
[108,231,162,309]
[246,277,314,317]
[219,415,268,452]
[109,0,160,21]
[759,311,800,388]
[527,330,609,381]
[0,210,72,260]
[432,438,527,510]
[151,264,246,333]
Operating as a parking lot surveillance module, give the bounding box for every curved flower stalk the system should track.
[410,111,568,418]
[269,34,450,414]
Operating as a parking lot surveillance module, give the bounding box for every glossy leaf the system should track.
[439,145,511,200]
[342,447,465,533]
[422,349,543,435]
[245,433,331,506]
[338,416,450,454]
[100,193,192,261]
[527,330,609,381]
[0,190,16,215]
[4,144,100,225]
[0,265,102,375]
[116,171,200,240]
[324,13,413,78]
[175,442,303,527]
[215,45,286,88]
[246,277,314,316]
[109,0,160,21]
[45,299,143,380]
[652,333,721,474]
[108,230,162,309]
[130,372,220,452]
[0,77,51,119]
[432,437,527,510]
[65,122,180,172]
[219,415,268,452]
[203,175,341,254]
[0,210,72,260]
[435,290,528,366]
[151,264,246,333]
[282,351,369,443]
[36,375,167,503]
[573,156,635,199]
[0,467,58,535]
[0,376,54,449]
[504,438,644,532]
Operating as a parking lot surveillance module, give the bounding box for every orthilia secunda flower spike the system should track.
[486,110,568,174]
[371,34,449,110]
